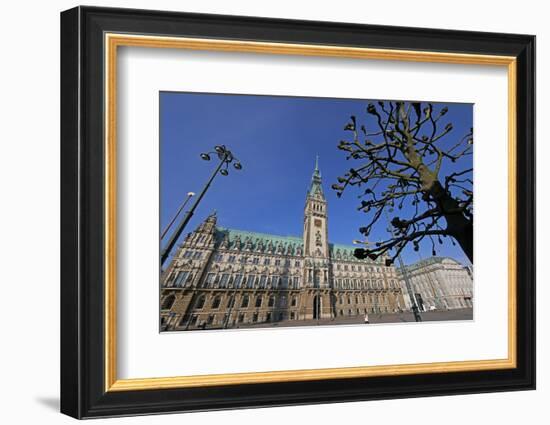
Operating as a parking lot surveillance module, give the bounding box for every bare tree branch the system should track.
[333,101,474,263]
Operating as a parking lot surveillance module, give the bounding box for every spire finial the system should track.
[312,155,321,180]
[308,155,324,197]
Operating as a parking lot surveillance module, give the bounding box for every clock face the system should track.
[314,219,322,228]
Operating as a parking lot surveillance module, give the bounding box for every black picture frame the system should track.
[61,5,535,419]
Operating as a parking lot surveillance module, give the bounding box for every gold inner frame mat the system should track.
[104,33,517,392]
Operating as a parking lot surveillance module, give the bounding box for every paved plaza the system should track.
[218,308,474,330]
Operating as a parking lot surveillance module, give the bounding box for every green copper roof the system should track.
[215,227,378,262]
[216,227,303,255]
[329,243,382,263]
[216,227,302,245]
[329,243,358,257]
[308,156,325,197]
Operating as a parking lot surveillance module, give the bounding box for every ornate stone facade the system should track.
[160,160,406,331]
[398,257,473,312]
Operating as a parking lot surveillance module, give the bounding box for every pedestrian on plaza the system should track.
[364,313,370,324]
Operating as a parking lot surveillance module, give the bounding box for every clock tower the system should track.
[303,157,330,290]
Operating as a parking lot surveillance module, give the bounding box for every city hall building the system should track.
[160,161,457,331]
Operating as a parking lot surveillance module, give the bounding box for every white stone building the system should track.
[398,257,473,311]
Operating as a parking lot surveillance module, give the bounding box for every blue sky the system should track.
[160,92,473,266]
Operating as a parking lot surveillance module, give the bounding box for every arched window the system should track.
[205,273,215,288]
[246,275,255,289]
[281,276,289,288]
[241,295,249,308]
[211,296,221,309]
[255,296,262,308]
[219,274,229,288]
[174,271,188,287]
[161,294,175,310]
[195,295,205,309]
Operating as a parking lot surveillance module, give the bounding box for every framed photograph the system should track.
[60,6,535,419]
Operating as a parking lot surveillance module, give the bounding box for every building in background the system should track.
[398,257,473,312]
[160,160,407,331]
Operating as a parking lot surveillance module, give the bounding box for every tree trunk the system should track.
[428,181,473,263]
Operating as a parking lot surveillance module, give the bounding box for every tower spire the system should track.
[308,155,324,198]
[303,155,329,263]
[312,155,320,179]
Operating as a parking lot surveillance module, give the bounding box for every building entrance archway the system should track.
[313,295,321,319]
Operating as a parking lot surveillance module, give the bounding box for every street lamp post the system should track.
[354,211,423,322]
[383,208,422,322]
[161,191,195,240]
[395,250,423,322]
[160,145,242,266]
